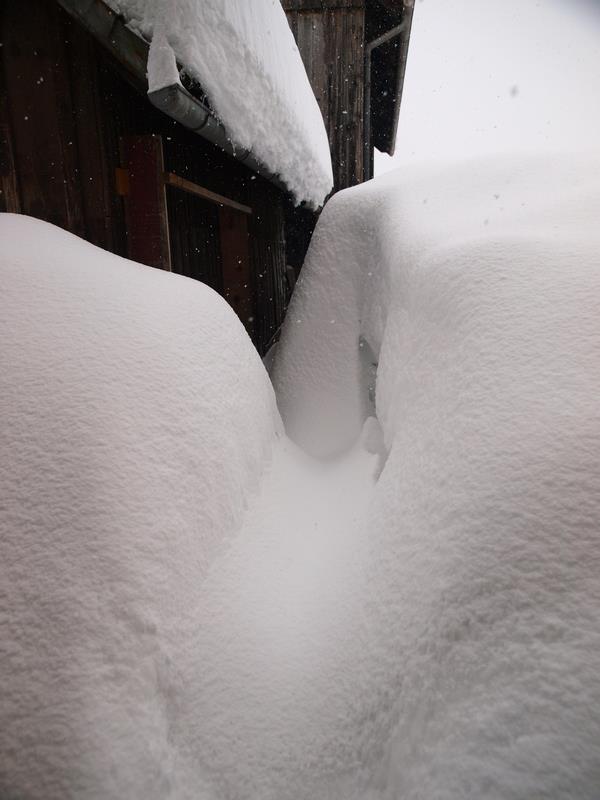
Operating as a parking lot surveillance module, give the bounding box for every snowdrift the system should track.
[0,215,281,798]
[106,0,333,208]
[3,153,600,800]
[273,154,600,797]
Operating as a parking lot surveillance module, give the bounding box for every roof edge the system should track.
[55,0,295,200]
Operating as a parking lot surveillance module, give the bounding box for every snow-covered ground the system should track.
[106,0,333,208]
[0,214,281,797]
[2,152,600,798]
[273,153,600,797]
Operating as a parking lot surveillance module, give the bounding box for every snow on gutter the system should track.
[145,34,290,197]
[56,0,327,206]
[103,0,333,209]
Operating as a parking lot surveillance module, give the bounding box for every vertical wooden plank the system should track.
[166,186,223,291]
[249,179,288,354]
[1,0,84,232]
[287,6,365,190]
[219,206,255,339]
[120,134,171,270]
[0,122,20,213]
[66,23,117,251]
[0,4,21,213]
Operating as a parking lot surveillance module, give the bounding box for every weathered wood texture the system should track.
[282,0,364,8]
[0,0,290,353]
[250,181,289,351]
[0,14,19,215]
[164,172,252,216]
[166,186,223,293]
[219,206,255,340]
[1,0,82,233]
[120,134,171,270]
[0,121,19,213]
[0,0,126,249]
[285,3,366,190]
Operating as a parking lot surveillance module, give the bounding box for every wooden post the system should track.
[0,123,20,213]
[120,134,171,270]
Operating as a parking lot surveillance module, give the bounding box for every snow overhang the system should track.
[55,0,331,208]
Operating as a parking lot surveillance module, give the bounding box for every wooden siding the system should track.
[285,2,366,190]
[0,0,291,354]
[219,206,254,340]
[120,134,171,270]
[166,186,223,294]
[250,181,289,352]
[282,1,364,9]
[0,0,125,249]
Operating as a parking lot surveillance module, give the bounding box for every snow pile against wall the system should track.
[272,155,600,796]
[3,157,600,799]
[0,215,281,798]
[106,0,333,208]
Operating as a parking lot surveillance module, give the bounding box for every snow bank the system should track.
[106,0,333,208]
[0,215,281,798]
[272,154,600,796]
[3,154,600,799]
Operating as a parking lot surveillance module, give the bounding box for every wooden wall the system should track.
[0,0,290,353]
[0,0,122,248]
[283,0,366,191]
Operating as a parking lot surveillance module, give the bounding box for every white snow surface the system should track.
[272,153,600,796]
[105,0,333,208]
[3,152,600,799]
[0,215,282,798]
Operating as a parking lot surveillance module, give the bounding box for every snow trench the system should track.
[2,152,600,799]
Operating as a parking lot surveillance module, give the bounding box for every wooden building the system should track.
[0,0,412,354]
[284,0,413,190]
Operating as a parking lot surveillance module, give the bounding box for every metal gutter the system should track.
[147,82,289,195]
[56,0,291,197]
[56,0,148,91]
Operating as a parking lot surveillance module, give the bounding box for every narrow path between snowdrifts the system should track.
[177,418,387,799]
[189,154,600,800]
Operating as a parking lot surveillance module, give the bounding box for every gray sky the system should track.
[375,0,600,172]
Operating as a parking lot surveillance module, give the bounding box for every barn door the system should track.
[219,206,255,339]
[119,134,171,270]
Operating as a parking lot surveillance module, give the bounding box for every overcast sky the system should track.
[375,0,600,172]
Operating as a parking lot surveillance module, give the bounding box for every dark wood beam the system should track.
[164,172,252,216]
[281,1,365,10]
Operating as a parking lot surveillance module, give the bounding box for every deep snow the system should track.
[106,0,333,208]
[2,152,600,799]
[273,153,600,797]
[0,214,281,797]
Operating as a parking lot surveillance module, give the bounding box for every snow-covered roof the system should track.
[104,0,334,208]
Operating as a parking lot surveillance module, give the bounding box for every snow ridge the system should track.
[0,214,281,798]
[2,153,600,798]
[273,153,600,797]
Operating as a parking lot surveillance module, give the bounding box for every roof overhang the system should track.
[55,0,290,196]
[367,0,414,156]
